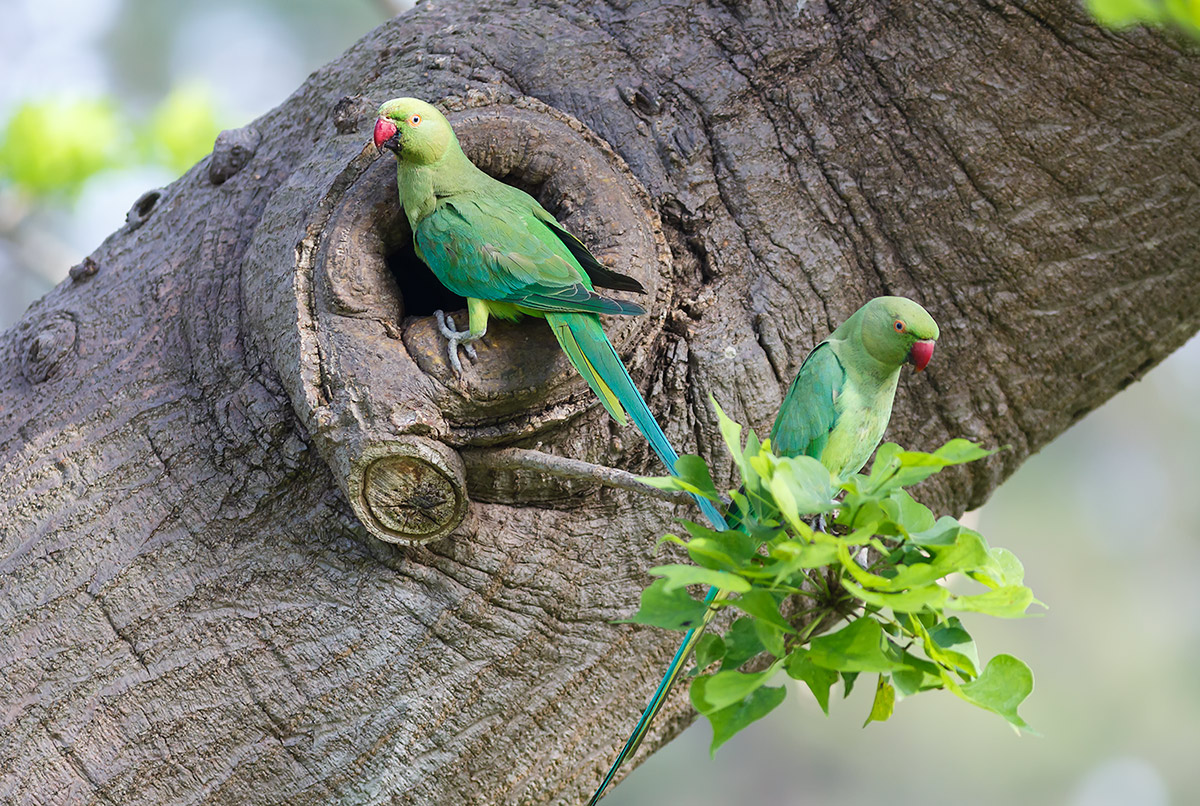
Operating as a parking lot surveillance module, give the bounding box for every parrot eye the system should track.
[408,114,422,126]
[893,320,906,333]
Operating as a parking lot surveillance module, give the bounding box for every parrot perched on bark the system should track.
[587,296,939,803]
[371,97,727,530]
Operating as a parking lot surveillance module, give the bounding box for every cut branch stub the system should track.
[243,92,671,544]
[348,438,468,543]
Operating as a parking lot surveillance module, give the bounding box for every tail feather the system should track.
[545,313,730,802]
[546,313,727,528]
[586,586,727,806]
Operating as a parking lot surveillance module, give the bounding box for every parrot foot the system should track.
[435,310,481,376]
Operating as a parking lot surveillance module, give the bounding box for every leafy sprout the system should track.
[632,403,1041,754]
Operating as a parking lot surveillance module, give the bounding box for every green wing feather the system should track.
[531,210,646,294]
[415,197,643,316]
[769,342,845,460]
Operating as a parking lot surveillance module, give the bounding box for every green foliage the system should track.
[0,99,122,198]
[138,85,224,175]
[633,403,1041,753]
[1087,0,1200,39]
[0,85,225,199]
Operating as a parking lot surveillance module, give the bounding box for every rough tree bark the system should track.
[2,0,1197,803]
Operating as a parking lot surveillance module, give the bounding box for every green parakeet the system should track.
[587,296,939,803]
[771,296,939,476]
[372,97,727,530]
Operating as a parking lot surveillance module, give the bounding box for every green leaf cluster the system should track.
[0,85,224,199]
[632,403,1040,754]
[1087,0,1200,39]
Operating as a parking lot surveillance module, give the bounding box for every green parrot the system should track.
[372,97,727,530]
[587,296,939,803]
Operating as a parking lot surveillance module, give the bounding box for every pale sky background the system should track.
[2,3,1197,804]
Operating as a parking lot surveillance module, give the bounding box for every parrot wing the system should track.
[530,206,647,294]
[769,341,845,460]
[415,198,644,316]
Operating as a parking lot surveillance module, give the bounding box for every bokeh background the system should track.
[2,3,1197,804]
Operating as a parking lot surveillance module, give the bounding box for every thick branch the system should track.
[1,1,1197,804]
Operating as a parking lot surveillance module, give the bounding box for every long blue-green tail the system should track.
[584,585,727,804]
[546,313,727,529]
[545,313,729,802]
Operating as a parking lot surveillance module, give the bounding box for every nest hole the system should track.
[375,171,555,322]
[384,239,467,318]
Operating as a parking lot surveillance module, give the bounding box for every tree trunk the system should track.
[2,1,1197,803]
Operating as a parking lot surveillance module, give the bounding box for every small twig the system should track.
[461,446,693,506]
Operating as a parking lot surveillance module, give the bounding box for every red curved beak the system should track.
[909,340,935,372]
[373,118,398,151]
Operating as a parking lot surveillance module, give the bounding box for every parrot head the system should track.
[858,296,939,372]
[373,97,457,165]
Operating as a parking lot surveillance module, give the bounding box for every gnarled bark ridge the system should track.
[1,1,1197,803]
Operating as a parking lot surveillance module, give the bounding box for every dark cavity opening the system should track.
[384,239,467,318]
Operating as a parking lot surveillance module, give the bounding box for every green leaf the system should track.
[721,618,766,670]
[764,539,841,585]
[785,649,838,714]
[700,684,788,756]
[838,539,958,596]
[892,653,944,697]
[838,497,888,532]
[864,676,896,726]
[909,520,992,580]
[649,565,751,594]
[906,516,962,546]
[672,454,723,501]
[865,442,903,486]
[841,671,860,698]
[973,547,1026,588]
[731,589,795,633]
[953,654,1036,732]
[842,578,950,613]
[0,97,121,197]
[807,618,905,673]
[927,618,980,677]
[754,619,788,658]
[864,441,996,495]
[638,475,696,494]
[836,542,904,590]
[691,661,783,714]
[881,489,936,534]
[713,398,745,468]
[625,578,708,631]
[948,585,1037,618]
[763,454,835,530]
[1085,0,1168,28]
[932,439,997,465]
[745,427,763,462]
[682,521,761,571]
[692,633,726,674]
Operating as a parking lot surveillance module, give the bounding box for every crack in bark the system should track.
[45,728,118,805]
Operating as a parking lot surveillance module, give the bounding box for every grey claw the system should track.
[447,341,464,376]
[435,310,460,340]
[433,309,477,377]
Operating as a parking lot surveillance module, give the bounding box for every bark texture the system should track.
[2,1,1198,803]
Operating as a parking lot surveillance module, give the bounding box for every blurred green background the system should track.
[1,3,1196,805]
